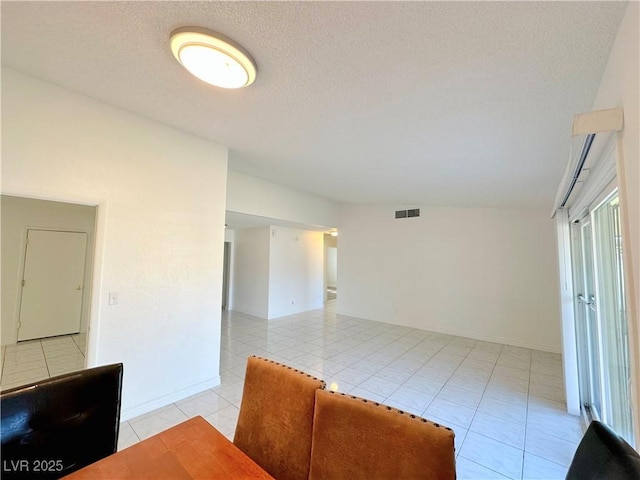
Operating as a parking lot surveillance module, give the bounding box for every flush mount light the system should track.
[170,27,257,89]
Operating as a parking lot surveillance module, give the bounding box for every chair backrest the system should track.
[565,420,640,480]
[1,363,124,480]
[308,390,456,480]
[233,356,326,480]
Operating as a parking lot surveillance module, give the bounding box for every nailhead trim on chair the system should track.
[326,390,453,432]
[249,355,326,388]
[247,356,452,433]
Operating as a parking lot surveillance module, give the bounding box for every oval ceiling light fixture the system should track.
[170,27,257,89]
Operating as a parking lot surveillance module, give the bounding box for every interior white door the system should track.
[18,230,88,341]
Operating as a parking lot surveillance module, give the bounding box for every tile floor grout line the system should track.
[521,353,532,480]
[457,344,514,475]
[0,345,6,383]
[40,339,52,379]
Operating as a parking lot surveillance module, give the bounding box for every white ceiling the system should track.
[1,1,627,209]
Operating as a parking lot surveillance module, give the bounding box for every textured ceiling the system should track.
[1,1,627,208]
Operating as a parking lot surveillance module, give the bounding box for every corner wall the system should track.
[230,226,324,320]
[1,68,228,419]
[231,227,271,318]
[268,226,324,318]
[337,204,562,352]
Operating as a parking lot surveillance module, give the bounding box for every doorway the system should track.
[18,229,88,341]
[1,195,96,390]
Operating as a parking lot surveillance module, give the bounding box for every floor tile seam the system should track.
[446,342,493,398]
[3,364,50,378]
[530,372,564,387]
[527,390,567,405]
[44,349,84,360]
[495,360,534,374]
[520,448,572,470]
[71,336,85,353]
[456,451,518,480]
[0,345,6,381]
[399,342,439,372]
[42,354,85,365]
[438,384,488,410]
[465,429,527,479]
[1,368,51,385]
[41,339,77,349]
[411,374,449,415]
[40,340,52,379]
[385,394,433,415]
[364,339,407,366]
[3,361,40,379]
[126,420,142,443]
[523,423,581,452]
[173,400,202,420]
[371,374,406,396]
[528,372,565,384]
[520,356,534,480]
[462,353,505,455]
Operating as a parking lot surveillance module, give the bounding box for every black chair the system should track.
[1,363,123,479]
[566,420,640,480]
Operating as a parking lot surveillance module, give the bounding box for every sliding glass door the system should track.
[573,219,601,419]
[572,190,634,445]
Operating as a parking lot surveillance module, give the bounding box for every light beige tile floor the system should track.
[1,302,582,479]
[0,333,86,390]
[118,300,582,479]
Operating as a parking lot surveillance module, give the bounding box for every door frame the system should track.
[222,241,231,310]
[15,227,91,342]
[2,188,107,368]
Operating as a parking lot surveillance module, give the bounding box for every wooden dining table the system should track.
[63,415,275,479]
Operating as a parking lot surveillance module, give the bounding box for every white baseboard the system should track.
[120,376,221,422]
[335,308,562,354]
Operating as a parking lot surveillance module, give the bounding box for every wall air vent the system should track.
[395,209,420,219]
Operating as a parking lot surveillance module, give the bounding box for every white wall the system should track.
[226,169,339,228]
[1,195,96,344]
[230,226,324,319]
[1,68,228,420]
[338,204,562,352]
[326,247,338,288]
[590,1,640,442]
[268,226,324,318]
[231,227,271,318]
[323,233,338,302]
[223,228,235,311]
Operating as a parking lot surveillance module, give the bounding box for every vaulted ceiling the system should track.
[1,1,627,208]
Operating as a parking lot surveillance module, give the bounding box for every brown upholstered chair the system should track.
[233,356,326,480]
[308,390,456,480]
